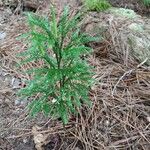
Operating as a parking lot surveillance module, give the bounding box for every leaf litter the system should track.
[0,0,150,149]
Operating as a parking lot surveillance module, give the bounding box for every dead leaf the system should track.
[32,125,47,150]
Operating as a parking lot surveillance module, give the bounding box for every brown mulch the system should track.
[0,0,150,150]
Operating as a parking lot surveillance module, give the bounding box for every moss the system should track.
[109,8,138,19]
[84,0,111,12]
[128,23,144,32]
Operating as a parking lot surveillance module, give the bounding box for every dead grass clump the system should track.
[69,55,150,149]
[56,54,149,149]
[66,10,150,149]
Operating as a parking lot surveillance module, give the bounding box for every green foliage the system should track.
[143,0,150,6]
[84,0,111,11]
[18,6,97,124]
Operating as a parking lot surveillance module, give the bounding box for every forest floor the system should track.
[0,0,150,150]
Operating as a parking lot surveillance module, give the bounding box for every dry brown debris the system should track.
[0,1,150,150]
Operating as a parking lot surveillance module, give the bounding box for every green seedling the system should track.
[18,6,98,124]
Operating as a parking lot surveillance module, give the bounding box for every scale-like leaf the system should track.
[18,6,99,125]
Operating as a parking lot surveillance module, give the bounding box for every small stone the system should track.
[15,99,21,105]
[12,77,21,89]
[0,31,6,40]
[23,138,28,144]
[1,71,8,76]
[147,117,150,123]
[104,120,110,127]
[15,98,27,106]
[52,98,57,103]
[109,8,138,19]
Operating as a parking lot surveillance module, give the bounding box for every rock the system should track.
[82,8,150,65]
[128,34,150,65]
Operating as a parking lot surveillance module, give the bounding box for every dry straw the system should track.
[0,2,150,150]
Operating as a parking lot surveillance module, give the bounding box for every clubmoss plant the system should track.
[18,6,98,124]
[84,0,111,11]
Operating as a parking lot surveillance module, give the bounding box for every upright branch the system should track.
[18,6,99,124]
